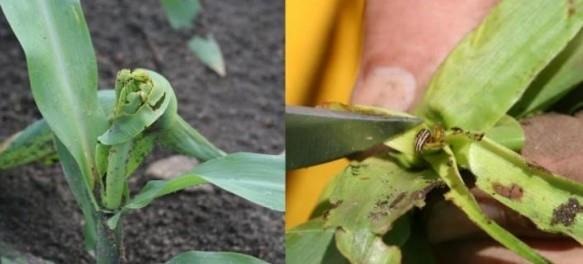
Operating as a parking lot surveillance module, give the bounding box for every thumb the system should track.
[351,0,498,111]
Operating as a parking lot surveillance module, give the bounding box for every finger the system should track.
[521,113,583,182]
[424,191,558,243]
[351,0,498,111]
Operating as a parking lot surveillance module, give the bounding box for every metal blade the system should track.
[286,106,421,170]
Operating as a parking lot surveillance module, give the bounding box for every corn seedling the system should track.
[287,1,583,263]
[0,1,283,263]
[160,0,226,76]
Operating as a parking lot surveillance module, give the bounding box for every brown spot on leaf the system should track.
[451,127,464,134]
[492,182,523,200]
[389,193,406,209]
[368,193,405,222]
[568,0,576,17]
[551,198,583,226]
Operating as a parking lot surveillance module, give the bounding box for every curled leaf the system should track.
[98,69,177,145]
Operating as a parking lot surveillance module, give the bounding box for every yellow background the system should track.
[286,0,365,229]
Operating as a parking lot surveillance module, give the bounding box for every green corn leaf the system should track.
[416,0,583,131]
[109,152,284,228]
[0,120,56,170]
[0,0,108,188]
[103,141,133,210]
[165,251,267,264]
[98,69,178,145]
[160,115,226,162]
[125,134,155,177]
[54,138,98,252]
[452,136,583,244]
[0,90,127,172]
[107,175,207,229]
[286,219,348,264]
[484,115,525,151]
[161,0,201,30]
[182,152,285,211]
[335,229,401,264]
[511,30,583,117]
[320,156,436,264]
[325,157,439,234]
[424,146,548,264]
[189,35,226,76]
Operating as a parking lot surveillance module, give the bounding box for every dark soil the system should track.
[0,0,283,263]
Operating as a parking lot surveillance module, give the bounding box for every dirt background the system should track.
[0,0,284,263]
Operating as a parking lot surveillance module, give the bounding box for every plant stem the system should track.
[103,142,132,210]
[96,212,123,264]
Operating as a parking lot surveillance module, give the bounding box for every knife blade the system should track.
[286,105,421,170]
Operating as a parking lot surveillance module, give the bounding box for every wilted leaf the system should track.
[189,35,226,76]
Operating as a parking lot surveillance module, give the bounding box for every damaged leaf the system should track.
[325,156,439,234]
[98,69,178,145]
[424,146,548,264]
[453,136,583,243]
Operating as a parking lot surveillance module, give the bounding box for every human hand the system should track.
[352,0,583,262]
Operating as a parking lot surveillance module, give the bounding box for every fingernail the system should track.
[351,67,417,111]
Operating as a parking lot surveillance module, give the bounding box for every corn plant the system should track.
[287,0,583,263]
[0,0,283,263]
[160,0,226,76]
